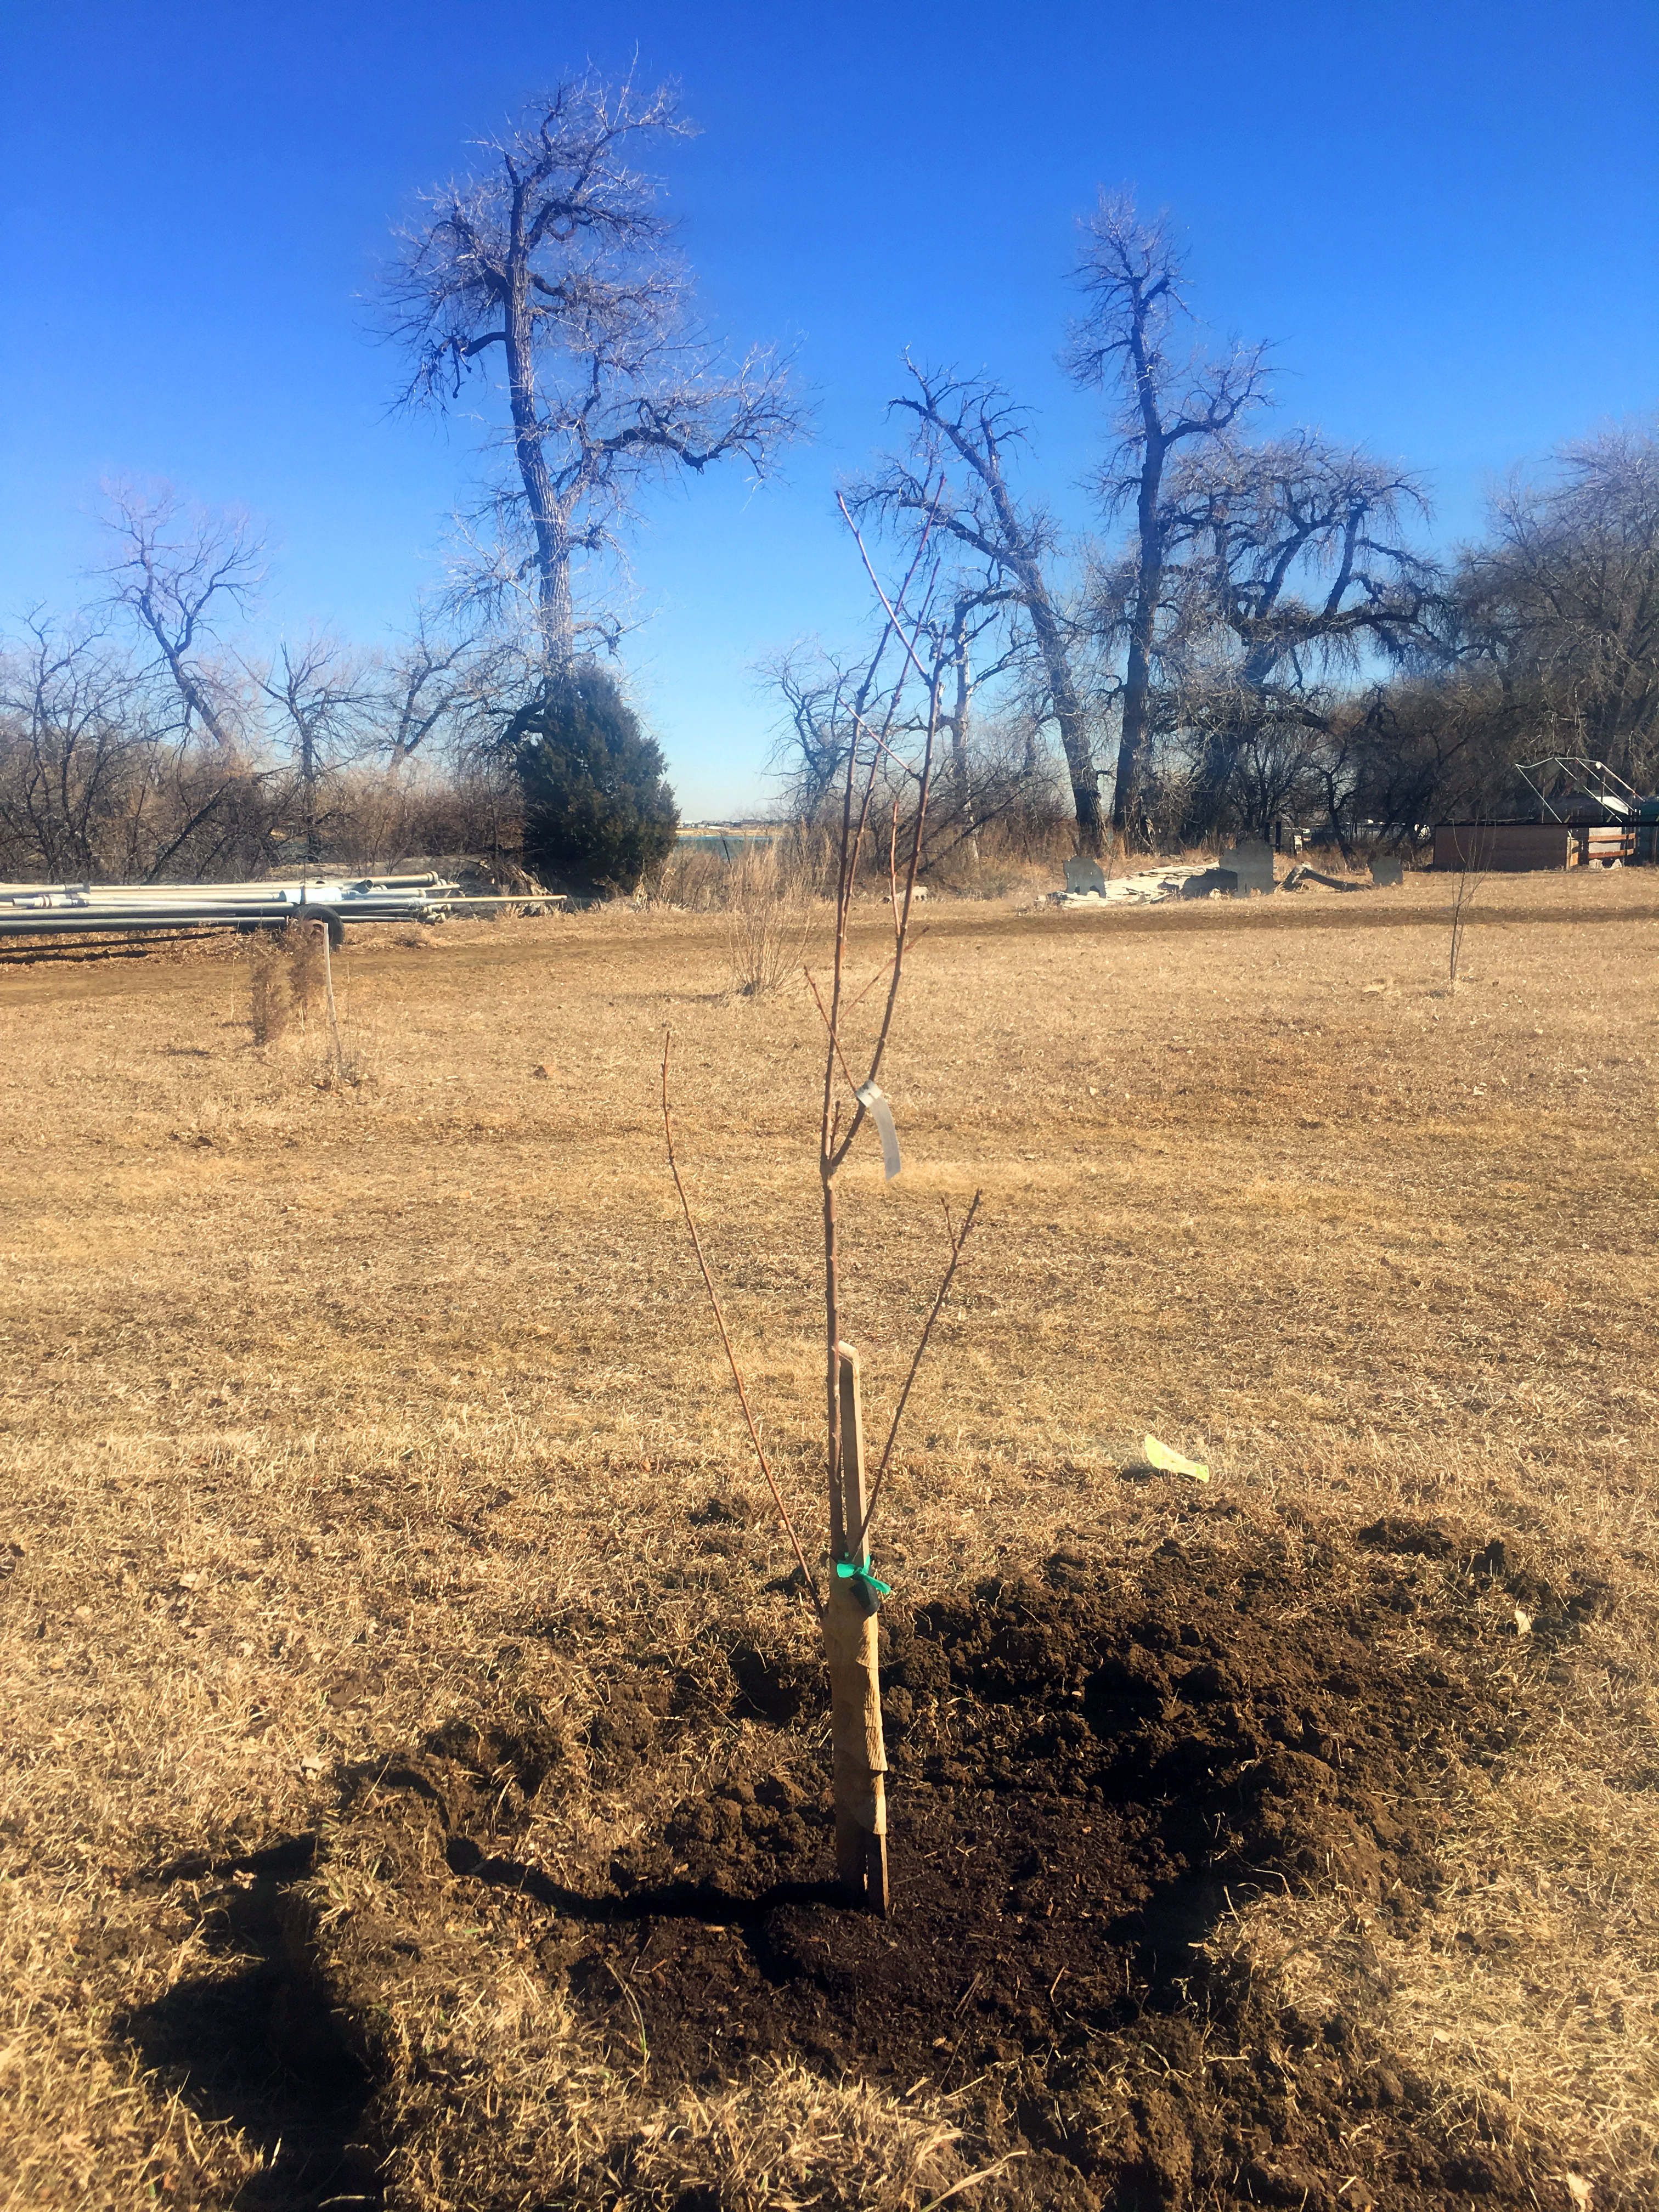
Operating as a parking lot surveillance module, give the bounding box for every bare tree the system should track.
[765,593,1033,878]
[0,609,275,883]
[1150,432,1436,837]
[1292,423,1659,845]
[761,644,861,817]
[1330,674,1523,850]
[99,481,263,748]
[1444,820,1491,985]
[252,635,378,866]
[1065,190,1271,845]
[850,361,1103,850]
[383,74,805,681]
[379,610,509,765]
[932,584,1023,867]
[0,613,144,879]
[1459,422,1659,785]
[1170,433,1434,686]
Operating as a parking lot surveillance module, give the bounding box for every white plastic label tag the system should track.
[855,1081,902,1180]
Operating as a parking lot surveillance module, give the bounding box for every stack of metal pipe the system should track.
[0,873,482,940]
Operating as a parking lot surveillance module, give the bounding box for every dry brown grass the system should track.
[721,837,815,1000]
[1,868,1656,2207]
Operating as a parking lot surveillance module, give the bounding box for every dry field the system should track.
[1,869,1655,2211]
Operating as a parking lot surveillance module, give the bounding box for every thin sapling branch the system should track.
[855,1189,984,1553]
[661,1032,824,1617]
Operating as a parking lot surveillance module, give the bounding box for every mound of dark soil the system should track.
[146,1520,1610,2209]
[532,1536,1523,2208]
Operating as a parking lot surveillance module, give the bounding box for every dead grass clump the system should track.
[656,840,736,911]
[245,918,370,1084]
[286,917,326,1022]
[617,2062,964,2209]
[246,932,291,1046]
[725,836,812,998]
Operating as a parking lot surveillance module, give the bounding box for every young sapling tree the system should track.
[663,492,981,1914]
[1446,820,1492,985]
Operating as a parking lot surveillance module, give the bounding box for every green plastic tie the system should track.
[836,1558,892,1600]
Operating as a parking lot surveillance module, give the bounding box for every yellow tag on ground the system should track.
[1143,1433,1210,1483]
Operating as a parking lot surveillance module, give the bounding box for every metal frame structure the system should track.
[1512,757,1641,822]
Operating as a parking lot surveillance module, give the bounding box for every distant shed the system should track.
[1432,821,1635,871]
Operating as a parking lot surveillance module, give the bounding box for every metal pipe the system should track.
[0,871,566,939]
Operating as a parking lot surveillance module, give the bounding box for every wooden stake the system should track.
[824,1341,889,1916]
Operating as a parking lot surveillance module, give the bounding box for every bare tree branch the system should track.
[848,359,1104,853]
[97,480,263,751]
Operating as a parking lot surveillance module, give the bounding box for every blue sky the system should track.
[1,0,1654,816]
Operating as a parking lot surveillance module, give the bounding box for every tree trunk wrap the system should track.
[823,1576,888,1863]
[827,1342,889,1909]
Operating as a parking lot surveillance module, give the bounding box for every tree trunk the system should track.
[823,1341,888,1915]
[1114,438,1167,847]
[1027,597,1102,854]
[126,591,234,752]
[979,466,1101,855]
[301,723,319,867]
[539,515,575,674]
[156,640,235,752]
[1114,622,1154,840]
[503,257,576,675]
[949,635,979,868]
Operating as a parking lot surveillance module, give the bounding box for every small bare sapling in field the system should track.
[1446,822,1492,985]
[665,486,981,1916]
[254,918,359,1082]
[310,920,358,1086]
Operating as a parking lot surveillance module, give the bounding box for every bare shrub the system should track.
[247,932,291,1045]
[288,919,326,1023]
[913,730,1071,887]
[924,783,1076,898]
[654,840,732,911]
[262,919,362,1082]
[725,836,811,997]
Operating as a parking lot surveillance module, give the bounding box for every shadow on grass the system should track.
[119,1843,380,2211]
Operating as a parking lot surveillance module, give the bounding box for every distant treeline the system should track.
[769,390,1659,862]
